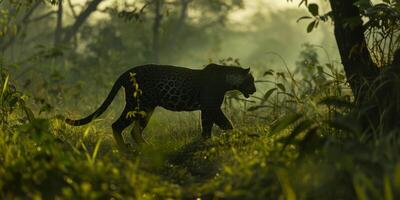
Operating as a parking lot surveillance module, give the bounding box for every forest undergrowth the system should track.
[2,46,400,200]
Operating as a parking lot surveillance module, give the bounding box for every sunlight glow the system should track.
[69,0,307,23]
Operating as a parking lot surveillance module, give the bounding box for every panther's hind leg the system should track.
[112,106,135,151]
[130,108,154,146]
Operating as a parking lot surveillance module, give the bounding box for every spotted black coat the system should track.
[66,63,256,150]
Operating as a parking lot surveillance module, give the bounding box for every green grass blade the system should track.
[270,113,303,135]
[91,137,103,164]
[384,175,393,200]
[280,119,314,152]
[0,75,9,104]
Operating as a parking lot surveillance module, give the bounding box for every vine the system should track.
[125,72,146,119]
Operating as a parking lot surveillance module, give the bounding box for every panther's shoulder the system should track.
[203,63,249,73]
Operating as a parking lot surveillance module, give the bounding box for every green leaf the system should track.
[276,83,286,92]
[277,72,286,80]
[354,0,373,8]
[308,3,319,16]
[23,106,35,122]
[280,119,315,152]
[307,20,316,33]
[263,69,274,76]
[320,11,332,22]
[353,174,369,200]
[261,88,277,103]
[384,175,393,200]
[326,63,334,70]
[314,20,319,28]
[270,113,303,135]
[281,92,295,98]
[298,0,308,7]
[297,16,312,23]
[0,74,9,104]
[319,96,354,108]
[91,138,103,165]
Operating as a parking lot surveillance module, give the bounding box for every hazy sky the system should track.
[70,0,315,21]
[70,0,301,8]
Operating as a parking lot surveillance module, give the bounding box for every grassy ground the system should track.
[2,105,400,199]
[2,61,400,199]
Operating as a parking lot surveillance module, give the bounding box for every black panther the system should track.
[66,63,256,150]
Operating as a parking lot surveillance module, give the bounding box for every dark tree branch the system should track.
[62,0,104,44]
[22,1,41,23]
[27,11,57,23]
[199,15,225,30]
[152,0,163,63]
[177,0,189,28]
[166,0,190,51]
[67,0,78,19]
[0,1,41,51]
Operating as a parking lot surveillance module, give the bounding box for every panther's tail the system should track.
[65,76,123,126]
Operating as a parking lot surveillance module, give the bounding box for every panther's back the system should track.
[124,65,203,111]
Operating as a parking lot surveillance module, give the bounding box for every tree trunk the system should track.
[328,0,380,104]
[152,0,163,63]
[54,0,63,46]
[326,0,400,132]
[177,0,189,33]
[170,0,189,51]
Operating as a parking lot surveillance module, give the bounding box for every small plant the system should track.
[0,67,34,127]
[126,72,146,119]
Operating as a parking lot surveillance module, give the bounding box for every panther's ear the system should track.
[226,73,245,86]
[243,68,250,74]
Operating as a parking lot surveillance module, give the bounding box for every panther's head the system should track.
[225,67,257,98]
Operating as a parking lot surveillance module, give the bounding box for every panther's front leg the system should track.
[201,107,228,139]
[214,109,233,130]
[201,108,234,138]
[200,92,225,139]
[200,108,219,139]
